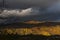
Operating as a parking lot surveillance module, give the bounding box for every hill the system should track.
[0,21,60,28]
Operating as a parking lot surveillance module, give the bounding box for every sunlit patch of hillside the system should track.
[24,20,45,24]
[0,25,60,36]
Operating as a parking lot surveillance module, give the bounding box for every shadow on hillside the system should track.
[0,34,60,40]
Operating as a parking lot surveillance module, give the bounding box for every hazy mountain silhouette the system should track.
[0,20,60,28]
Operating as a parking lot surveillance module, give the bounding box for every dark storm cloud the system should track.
[0,0,60,24]
[0,0,57,9]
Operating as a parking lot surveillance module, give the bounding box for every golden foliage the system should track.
[0,25,60,36]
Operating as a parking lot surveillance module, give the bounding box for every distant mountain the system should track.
[23,20,45,24]
[23,20,60,25]
[0,20,60,28]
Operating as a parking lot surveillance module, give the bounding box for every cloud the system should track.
[0,0,60,24]
[0,8,39,17]
[0,0,57,9]
[0,7,40,24]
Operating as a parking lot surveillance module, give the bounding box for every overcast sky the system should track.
[0,0,60,24]
[0,0,57,9]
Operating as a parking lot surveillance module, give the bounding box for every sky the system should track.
[0,0,57,9]
[0,0,60,24]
